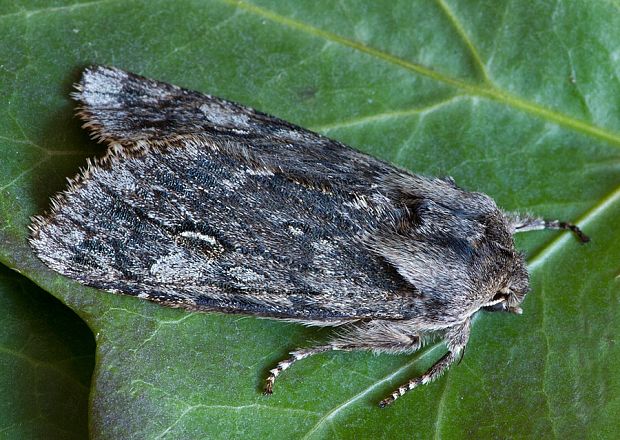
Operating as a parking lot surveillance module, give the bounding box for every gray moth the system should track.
[29,66,588,407]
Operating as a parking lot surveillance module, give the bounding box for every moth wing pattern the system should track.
[31,65,513,324]
[29,66,560,406]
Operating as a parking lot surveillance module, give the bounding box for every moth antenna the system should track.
[508,214,590,243]
[544,220,590,243]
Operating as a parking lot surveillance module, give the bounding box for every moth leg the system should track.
[507,213,589,243]
[264,345,332,395]
[379,318,471,408]
[264,321,422,395]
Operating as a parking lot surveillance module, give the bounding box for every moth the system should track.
[29,66,588,407]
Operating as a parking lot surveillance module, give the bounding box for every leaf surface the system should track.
[0,0,619,438]
[0,265,94,439]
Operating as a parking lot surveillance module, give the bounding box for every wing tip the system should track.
[72,65,129,107]
[70,65,131,145]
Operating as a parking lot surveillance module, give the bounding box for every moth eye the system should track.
[492,291,509,302]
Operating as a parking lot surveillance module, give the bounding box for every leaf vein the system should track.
[312,95,465,132]
[539,278,559,437]
[432,374,450,440]
[221,0,620,147]
[434,0,491,83]
[301,345,444,439]
[528,183,620,271]
[0,345,89,391]
[0,0,117,21]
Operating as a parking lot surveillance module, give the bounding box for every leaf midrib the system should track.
[3,0,619,147]
[528,183,620,271]
[222,0,620,147]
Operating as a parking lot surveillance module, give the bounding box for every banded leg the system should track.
[379,318,471,407]
[508,214,589,243]
[264,345,332,395]
[379,351,457,407]
[264,321,421,395]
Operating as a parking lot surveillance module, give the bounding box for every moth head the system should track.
[483,261,530,314]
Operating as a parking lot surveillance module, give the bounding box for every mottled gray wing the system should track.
[30,66,510,324]
[74,65,408,194]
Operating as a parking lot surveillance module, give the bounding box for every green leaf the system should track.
[0,264,94,439]
[1,0,619,438]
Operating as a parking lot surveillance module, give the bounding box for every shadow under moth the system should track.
[29,66,589,407]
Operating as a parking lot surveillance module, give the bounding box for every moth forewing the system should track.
[29,66,588,406]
